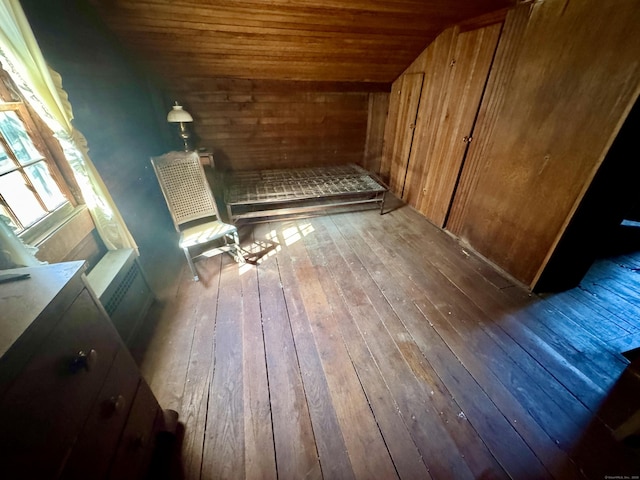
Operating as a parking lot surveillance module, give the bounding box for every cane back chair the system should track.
[150,151,244,281]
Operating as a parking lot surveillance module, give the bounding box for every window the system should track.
[0,70,75,238]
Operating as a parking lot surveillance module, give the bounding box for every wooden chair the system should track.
[150,151,244,281]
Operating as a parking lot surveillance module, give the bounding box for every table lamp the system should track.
[167,102,193,151]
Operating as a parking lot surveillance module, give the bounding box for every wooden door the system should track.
[363,92,390,175]
[415,24,502,227]
[445,0,640,287]
[402,27,458,208]
[386,73,424,196]
[446,5,531,236]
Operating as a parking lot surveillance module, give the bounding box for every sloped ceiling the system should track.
[91,0,514,85]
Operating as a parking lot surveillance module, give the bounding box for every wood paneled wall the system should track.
[382,20,502,226]
[387,73,424,195]
[362,93,389,175]
[415,24,501,226]
[167,78,382,171]
[379,80,403,184]
[382,0,640,288]
[448,0,640,287]
[397,27,456,203]
[35,208,106,270]
[446,6,531,235]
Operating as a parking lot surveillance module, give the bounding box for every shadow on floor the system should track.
[571,366,640,478]
[595,220,640,261]
[147,422,186,480]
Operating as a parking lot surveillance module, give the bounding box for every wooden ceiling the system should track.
[90,0,514,85]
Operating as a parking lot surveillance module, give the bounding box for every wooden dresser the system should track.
[0,261,174,479]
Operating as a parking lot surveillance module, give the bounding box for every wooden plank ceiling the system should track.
[90,0,514,85]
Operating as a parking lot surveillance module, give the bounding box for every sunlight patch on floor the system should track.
[280,222,315,246]
[236,222,316,272]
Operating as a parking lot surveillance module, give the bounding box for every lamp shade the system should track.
[167,102,193,123]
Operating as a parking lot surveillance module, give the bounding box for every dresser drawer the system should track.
[0,288,121,478]
[0,263,85,400]
[109,379,161,480]
[61,347,140,479]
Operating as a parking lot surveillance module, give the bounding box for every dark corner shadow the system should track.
[622,346,640,363]
[148,421,186,480]
[127,299,167,366]
[570,365,640,478]
[597,220,640,260]
[381,192,405,215]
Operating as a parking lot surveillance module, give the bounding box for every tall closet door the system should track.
[384,72,424,196]
[446,5,531,235]
[415,23,502,227]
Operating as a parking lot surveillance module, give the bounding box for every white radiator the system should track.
[86,248,154,345]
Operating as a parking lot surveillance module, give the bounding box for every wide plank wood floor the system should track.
[134,205,640,480]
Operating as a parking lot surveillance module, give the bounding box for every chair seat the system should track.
[179,220,237,248]
[152,151,244,281]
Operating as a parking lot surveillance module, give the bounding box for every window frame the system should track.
[0,68,82,244]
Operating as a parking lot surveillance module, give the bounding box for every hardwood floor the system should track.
[550,219,640,359]
[133,205,640,480]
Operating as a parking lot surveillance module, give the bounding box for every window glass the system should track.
[0,111,44,165]
[0,69,72,237]
[0,170,47,227]
[0,143,13,174]
[25,162,66,210]
[0,202,20,232]
[0,107,69,233]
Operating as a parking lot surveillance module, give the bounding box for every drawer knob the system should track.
[71,349,98,373]
[132,434,147,450]
[108,395,126,416]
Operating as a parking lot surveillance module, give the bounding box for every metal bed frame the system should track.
[224,163,387,223]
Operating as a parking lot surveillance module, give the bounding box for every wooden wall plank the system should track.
[363,92,389,174]
[379,80,402,183]
[390,20,501,226]
[382,0,640,287]
[416,23,501,226]
[446,0,640,287]
[402,27,457,208]
[35,207,105,267]
[173,77,391,93]
[446,4,532,235]
[168,78,371,171]
[388,73,424,196]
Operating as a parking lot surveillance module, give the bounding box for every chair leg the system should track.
[183,247,199,281]
[229,230,245,264]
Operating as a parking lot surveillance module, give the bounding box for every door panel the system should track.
[380,80,402,184]
[417,23,502,226]
[447,5,532,234]
[387,73,424,196]
[403,27,458,208]
[446,0,640,287]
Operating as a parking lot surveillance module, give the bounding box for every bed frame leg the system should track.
[380,191,387,215]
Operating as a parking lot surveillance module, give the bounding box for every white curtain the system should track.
[0,0,137,255]
[0,217,40,268]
